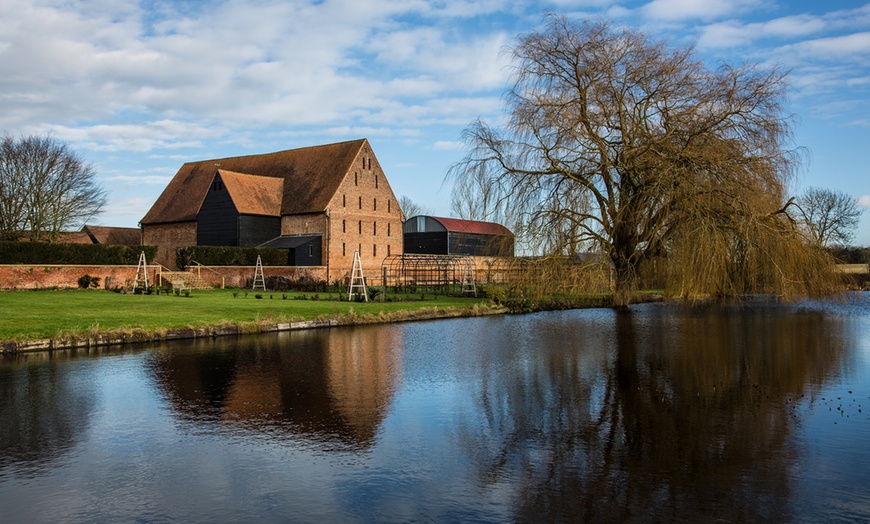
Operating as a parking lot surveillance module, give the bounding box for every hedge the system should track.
[0,242,157,265]
[176,245,288,269]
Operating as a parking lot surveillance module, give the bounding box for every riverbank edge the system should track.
[0,304,510,354]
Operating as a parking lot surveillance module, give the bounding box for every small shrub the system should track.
[77,274,101,289]
[255,294,263,299]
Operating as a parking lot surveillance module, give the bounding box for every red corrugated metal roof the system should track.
[429,216,513,236]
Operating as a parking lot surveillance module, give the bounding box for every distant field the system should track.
[837,264,870,274]
[0,288,492,342]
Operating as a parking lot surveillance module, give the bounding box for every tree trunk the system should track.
[613,261,635,308]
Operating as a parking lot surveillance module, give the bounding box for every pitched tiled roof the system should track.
[429,216,514,236]
[82,225,141,245]
[218,170,283,217]
[141,139,367,224]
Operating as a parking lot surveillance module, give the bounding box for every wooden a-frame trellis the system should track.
[347,250,368,302]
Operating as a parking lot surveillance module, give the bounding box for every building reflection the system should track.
[459,302,852,522]
[147,326,403,451]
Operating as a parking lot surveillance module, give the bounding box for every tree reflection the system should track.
[147,326,402,451]
[462,303,851,522]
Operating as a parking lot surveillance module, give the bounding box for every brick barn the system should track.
[141,139,404,281]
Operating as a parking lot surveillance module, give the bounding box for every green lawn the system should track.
[0,288,493,342]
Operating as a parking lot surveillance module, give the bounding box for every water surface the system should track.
[2,295,869,522]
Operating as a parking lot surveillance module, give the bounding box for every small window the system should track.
[342,220,346,233]
[373,222,377,236]
[358,196,362,209]
[354,172,358,186]
[343,194,346,207]
[387,223,391,237]
[375,175,379,188]
[373,244,377,257]
[361,157,365,169]
[368,158,371,170]
[387,244,391,256]
[373,198,377,211]
[388,200,391,213]
[358,220,362,234]
[342,243,346,256]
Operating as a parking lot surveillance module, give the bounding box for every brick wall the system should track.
[142,221,197,269]
[325,145,404,282]
[0,265,159,290]
[168,266,327,288]
[0,264,329,290]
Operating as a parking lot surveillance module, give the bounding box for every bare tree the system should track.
[398,195,430,220]
[450,16,837,305]
[0,134,106,241]
[796,187,863,247]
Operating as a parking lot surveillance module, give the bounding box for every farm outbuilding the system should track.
[403,216,514,257]
[140,139,404,280]
[259,234,323,266]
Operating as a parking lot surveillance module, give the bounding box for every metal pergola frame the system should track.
[381,254,477,295]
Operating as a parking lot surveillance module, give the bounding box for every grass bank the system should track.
[0,288,501,349]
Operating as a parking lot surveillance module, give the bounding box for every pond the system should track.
[2,294,869,522]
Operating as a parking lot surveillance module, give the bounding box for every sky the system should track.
[1,0,868,245]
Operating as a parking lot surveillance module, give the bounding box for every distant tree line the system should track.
[0,134,106,242]
[828,246,870,265]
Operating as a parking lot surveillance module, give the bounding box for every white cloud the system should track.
[779,32,870,62]
[432,140,463,150]
[0,0,511,146]
[105,175,174,185]
[698,15,827,49]
[641,0,764,22]
[858,195,870,208]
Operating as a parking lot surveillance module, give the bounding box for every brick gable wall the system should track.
[325,145,404,282]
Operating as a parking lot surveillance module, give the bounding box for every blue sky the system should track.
[1,0,868,245]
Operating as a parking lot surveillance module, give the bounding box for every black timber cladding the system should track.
[197,176,280,247]
[197,178,238,246]
[238,215,281,248]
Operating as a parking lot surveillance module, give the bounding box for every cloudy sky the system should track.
[2,0,869,245]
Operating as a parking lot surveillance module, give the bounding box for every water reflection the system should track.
[0,353,98,477]
[0,298,866,522]
[461,302,852,522]
[147,327,403,451]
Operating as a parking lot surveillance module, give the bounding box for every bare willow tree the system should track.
[0,134,106,242]
[796,187,863,247]
[449,16,837,305]
[450,165,505,222]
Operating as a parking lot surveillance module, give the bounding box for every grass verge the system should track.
[0,288,499,344]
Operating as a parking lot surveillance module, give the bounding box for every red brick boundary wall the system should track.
[0,265,160,290]
[170,266,328,288]
[0,265,328,290]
